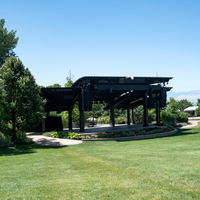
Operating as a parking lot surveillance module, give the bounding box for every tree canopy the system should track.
[0,19,19,67]
[0,57,45,142]
[167,97,179,112]
[65,77,73,87]
[167,98,193,112]
[177,99,193,111]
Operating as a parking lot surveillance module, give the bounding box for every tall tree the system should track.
[195,98,200,116]
[0,57,45,142]
[0,79,10,133]
[65,70,74,87]
[0,19,19,67]
[178,99,193,111]
[167,97,179,113]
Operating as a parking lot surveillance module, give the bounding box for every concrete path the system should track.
[26,119,200,146]
[26,132,82,146]
[181,119,200,129]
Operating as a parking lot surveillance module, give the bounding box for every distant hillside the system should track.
[167,90,200,105]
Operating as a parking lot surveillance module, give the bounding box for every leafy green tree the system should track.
[167,97,179,113]
[195,106,200,116]
[65,77,73,87]
[0,79,10,133]
[65,71,74,87]
[195,98,200,116]
[0,19,19,67]
[178,99,193,111]
[0,57,45,142]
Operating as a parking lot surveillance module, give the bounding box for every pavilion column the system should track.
[132,108,134,124]
[143,91,149,127]
[127,108,130,125]
[80,110,85,132]
[68,107,72,130]
[110,104,115,127]
[156,92,160,125]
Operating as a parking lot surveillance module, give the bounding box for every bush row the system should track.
[43,131,82,140]
[161,111,188,123]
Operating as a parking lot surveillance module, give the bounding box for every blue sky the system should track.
[1,0,200,96]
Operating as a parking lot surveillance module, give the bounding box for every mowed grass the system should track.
[0,126,200,199]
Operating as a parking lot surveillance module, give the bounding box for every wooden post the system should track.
[127,108,130,125]
[132,108,134,124]
[110,105,115,127]
[80,110,85,132]
[156,92,160,125]
[143,91,149,127]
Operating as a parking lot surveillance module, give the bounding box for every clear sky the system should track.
[1,0,200,93]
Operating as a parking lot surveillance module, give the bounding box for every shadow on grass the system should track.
[0,144,66,156]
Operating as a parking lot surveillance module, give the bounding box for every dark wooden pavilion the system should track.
[41,76,173,132]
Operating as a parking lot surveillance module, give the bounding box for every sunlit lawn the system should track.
[0,125,200,199]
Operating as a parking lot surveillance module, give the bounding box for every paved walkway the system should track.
[181,118,200,129]
[26,119,200,147]
[26,132,82,146]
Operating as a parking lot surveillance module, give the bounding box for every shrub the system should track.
[161,110,188,123]
[51,132,59,138]
[16,134,33,145]
[51,131,68,138]
[0,132,13,148]
[134,129,146,135]
[61,115,68,128]
[44,131,81,140]
[176,111,188,123]
[161,111,176,123]
[68,132,81,140]
[148,110,156,123]
[115,116,126,124]
[42,131,55,137]
[98,116,110,124]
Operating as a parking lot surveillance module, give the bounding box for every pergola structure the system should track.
[41,76,173,132]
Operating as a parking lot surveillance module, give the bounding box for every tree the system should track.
[197,98,200,105]
[167,97,179,113]
[64,71,74,87]
[65,77,73,87]
[0,19,19,67]
[0,57,45,142]
[195,106,200,116]
[195,99,200,116]
[178,99,193,111]
[0,79,10,133]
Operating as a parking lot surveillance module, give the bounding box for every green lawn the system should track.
[0,126,200,199]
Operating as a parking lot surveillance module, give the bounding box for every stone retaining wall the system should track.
[82,129,177,141]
